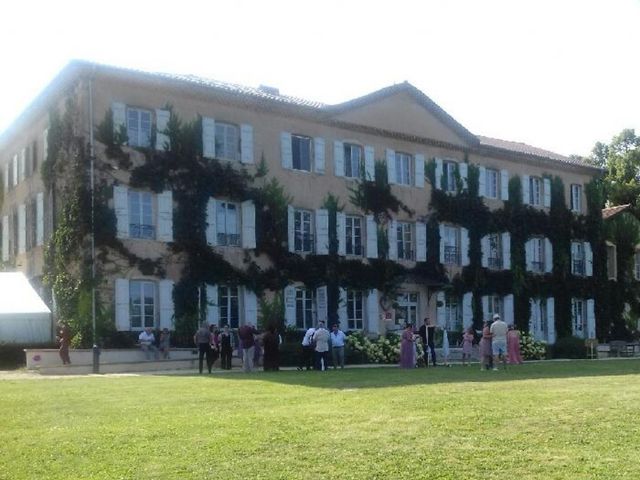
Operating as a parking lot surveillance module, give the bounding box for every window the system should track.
[394,152,413,185]
[444,295,462,331]
[215,122,240,161]
[443,161,457,192]
[635,251,640,281]
[607,243,617,280]
[486,295,502,321]
[347,290,364,330]
[571,241,585,276]
[487,233,502,270]
[292,134,312,171]
[529,176,542,206]
[571,184,582,213]
[216,201,240,246]
[219,285,240,328]
[344,143,363,179]
[530,300,548,342]
[295,288,315,329]
[572,299,586,339]
[396,222,414,261]
[130,280,155,329]
[345,215,362,256]
[442,225,460,265]
[531,237,545,273]
[396,293,418,326]
[485,168,499,199]
[127,108,152,148]
[129,191,154,239]
[294,209,314,253]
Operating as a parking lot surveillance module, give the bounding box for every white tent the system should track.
[0,272,52,343]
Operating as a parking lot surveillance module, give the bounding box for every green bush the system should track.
[551,336,588,359]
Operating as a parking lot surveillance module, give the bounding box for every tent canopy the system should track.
[0,272,50,314]
[0,272,52,343]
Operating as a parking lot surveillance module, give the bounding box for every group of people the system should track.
[193,323,239,373]
[399,315,524,369]
[298,321,347,371]
[138,327,171,360]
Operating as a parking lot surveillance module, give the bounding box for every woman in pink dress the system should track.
[462,327,474,366]
[479,321,493,370]
[399,324,416,369]
[507,325,523,364]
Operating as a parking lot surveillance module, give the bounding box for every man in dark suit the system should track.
[418,318,437,367]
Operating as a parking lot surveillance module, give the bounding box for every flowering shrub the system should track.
[519,332,546,360]
[346,332,424,364]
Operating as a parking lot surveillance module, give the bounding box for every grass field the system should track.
[2,360,640,479]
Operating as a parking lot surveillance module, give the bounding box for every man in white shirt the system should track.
[138,327,159,360]
[313,321,330,371]
[489,314,508,370]
[297,326,316,371]
[330,324,347,369]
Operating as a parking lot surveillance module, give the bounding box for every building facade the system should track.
[0,61,604,344]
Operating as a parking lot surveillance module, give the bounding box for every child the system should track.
[462,327,474,366]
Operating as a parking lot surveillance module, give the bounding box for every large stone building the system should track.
[0,61,604,344]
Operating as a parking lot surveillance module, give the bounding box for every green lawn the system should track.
[2,361,640,479]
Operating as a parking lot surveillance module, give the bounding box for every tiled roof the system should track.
[602,204,631,220]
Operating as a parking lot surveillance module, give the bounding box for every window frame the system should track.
[529,176,542,206]
[128,191,155,240]
[344,143,363,179]
[396,292,419,326]
[485,168,499,199]
[394,152,413,186]
[443,225,460,265]
[487,233,502,270]
[572,299,586,339]
[294,209,314,253]
[215,122,241,161]
[130,280,156,330]
[126,107,152,148]
[396,221,414,261]
[443,161,457,193]
[531,237,545,273]
[291,134,312,172]
[571,184,582,213]
[345,215,363,256]
[444,294,462,331]
[219,285,240,328]
[531,300,548,342]
[295,287,315,330]
[571,241,585,276]
[346,290,364,330]
[216,200,240,247]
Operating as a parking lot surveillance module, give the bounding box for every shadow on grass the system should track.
[158,359,640,389]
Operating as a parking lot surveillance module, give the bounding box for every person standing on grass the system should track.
[298,326,316,371]
[330,324,346,369]
[313,321,330,371]
[194,322,212,374]
[399,323,416,369]
[479,321,493,370]
[490,314,508,370]
[57,321,72,365]
[507,325,524,365]
[238,323,258,372]
[209,324,220,368]
[461,326,474,366]
[219,324,234,370]
[262,325,280,371]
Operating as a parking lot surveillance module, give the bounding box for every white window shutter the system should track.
[584,241,593,276]
[244,289,258,326]
[206,198,217,246]
[240,124,254,164]
[502,232,511,270]
[435,158,443,190]
[543,178,551,208]
[366,215,378,259]
[482,295,489,322]
[525,239,533,271]
[500,170,509,200]
[462,292,473,329]
[42,128,49,163]
[522,175,530,205]
[364,146,375,180]
[337,212,346,256]
[157,190,174,242]
[546,297,556,344]
[114,186,129,239]
[436,292,446,327]
[206,284,219,326]
[18,204,26,254]
[202,117,216,159]
[316,286,328,323]
[478,166,486,197]
[241,200,256,249]
[529,298,538,339]
[414,154,425,188]
[315,208,329,255]
[481,235,489,268]
[155,109,171,151]
[12,154,18,186]
[36,192,44,246]
[115,278,130,331]
[338,288,347,328]
[281,132,292,169]
[544,238,553,273]
[366,290,379,334]
[586,299,596,339]
[458,162,468,190]
[284,286,296,326]
[1,216,8,262]
[19,148,26,182]
[439,224,445,264]
[112,102,126,140]
[334,140,345,177]
[503,294,514,325]
[386,149,396,184]
[159,280,175,330]
[387,220,398,260]
[287,205,295,253]
[461,227,470,266]
[314,137,325,174]
[415,221,427,262]
[3,163,8,191]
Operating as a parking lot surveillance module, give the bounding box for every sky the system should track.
[1,0,639,157]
